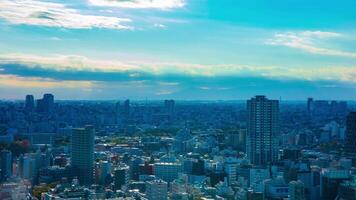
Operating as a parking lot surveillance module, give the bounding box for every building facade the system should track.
[247,95,279,165]
[71,125,95,185]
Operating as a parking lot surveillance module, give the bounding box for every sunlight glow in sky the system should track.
[0,0,355,100]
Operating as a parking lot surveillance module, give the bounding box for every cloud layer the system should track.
[0,53,355,84]
[0,0,131,29]
[0,53,355,100]
[88,0,185,9]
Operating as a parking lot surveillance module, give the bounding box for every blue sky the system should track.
[0,0,355,100]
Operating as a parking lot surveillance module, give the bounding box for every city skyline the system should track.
[0,0,356,100]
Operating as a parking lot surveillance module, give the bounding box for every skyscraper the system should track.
[36,93,54,113]
[25,95,35,111]
[346,112,356,157]
[1,150,12,181]
[247,95,279,165]
[71,125,95,185]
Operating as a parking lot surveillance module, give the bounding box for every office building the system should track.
[1,150,12,181]
[321,170,351,200]
[114,165,130,190]
[98,161,112,185]
[154,162,182,183]
[123,99,130,118]
[164,99,175,119]
[25,95,35,111]
[289,180,305,200]
[346,112,356,157]
[264,176,289,199]
[71,125,95,185]
[247,95,279,165]
[145,179,168,200]
[36,93,54,113]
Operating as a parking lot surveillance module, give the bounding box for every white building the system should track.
[154,162,182,182]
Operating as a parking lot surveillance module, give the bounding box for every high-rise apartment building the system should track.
[247,95,279,165]
[71,125,95,185]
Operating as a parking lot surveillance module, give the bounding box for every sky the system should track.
[0,0,356,100]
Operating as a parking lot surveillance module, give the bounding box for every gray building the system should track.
[145,179,168,200]
[1,150,12,181]
[247,95,279,165]
[71,125,95,185]
[289,180,305,200]
[346,112,356,156]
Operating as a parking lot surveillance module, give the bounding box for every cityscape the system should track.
[0,94,355,200]
[1,0,356,200]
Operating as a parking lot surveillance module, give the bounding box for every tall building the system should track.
[25,95,35,111]
[0,150,12,181]
[164,99,175,116]
[71,125,95,185]
[123,99,130,118]
[145,179,168,200]
[246,95,279,165]
[36,93,54,113]
[346,112,356,157]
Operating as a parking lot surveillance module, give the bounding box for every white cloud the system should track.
[267,31,356,58]
[158,82,180,86]
[88,0,185,9]
[154,23,167,28]
[0,0,131,29]
[156,90,174,95]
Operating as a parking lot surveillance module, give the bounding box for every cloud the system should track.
[154,23,167,28]
[0,53,355,84]
[0,0,131,29]
[0,74,96,88]
[156,90,174,95]
[267,31,356,58]
[158,82,180,86]
[88,0,185,9]
[0,54,355,100]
